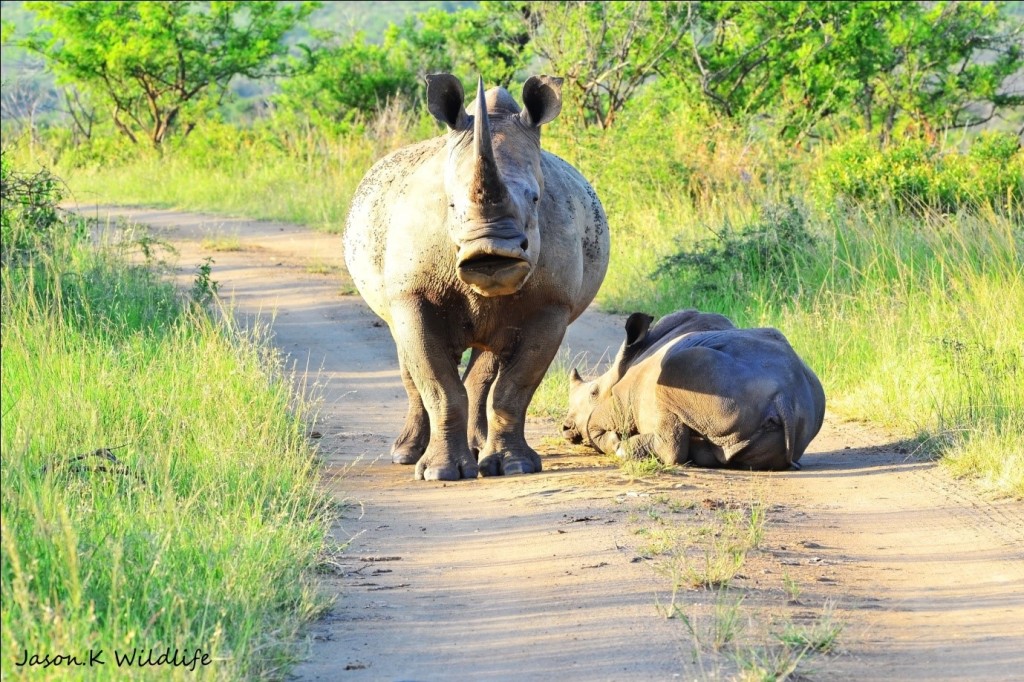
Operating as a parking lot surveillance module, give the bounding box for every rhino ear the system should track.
[624,313,654,348]
[570,367,583,387]
[520,75,563,128]
[426,73,469,130]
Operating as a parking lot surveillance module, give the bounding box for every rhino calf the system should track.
[563,310,825,471]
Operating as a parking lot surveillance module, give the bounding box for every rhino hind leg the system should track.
[478,309,569,477]
[392,359,430,464]
[462,348,498,458]
[688,437,726,468]
[391,305,479,481]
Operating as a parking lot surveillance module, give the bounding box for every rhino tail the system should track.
[772,393,802,468]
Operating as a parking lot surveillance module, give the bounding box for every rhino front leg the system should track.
[462,348,498,458]
[391,304,478,481]
[617,408,692,466]
[478,309,570,476]
[391,359,429,465]
[617,428,691,466]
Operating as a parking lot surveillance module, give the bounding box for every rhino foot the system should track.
[415,448,479,481]
[392,445,425,465]
[478,449,543,477]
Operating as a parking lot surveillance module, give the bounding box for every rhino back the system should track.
[533,150,609,321]
[343,137,448,323]
[628,329,822,441]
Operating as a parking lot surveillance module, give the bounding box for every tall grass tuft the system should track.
[1,160,331,679]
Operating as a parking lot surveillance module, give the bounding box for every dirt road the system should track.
[85,206,1024,681]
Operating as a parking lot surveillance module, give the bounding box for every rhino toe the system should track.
[502,458,538,476]
[416,454,479,481]
[418,464,461,481]
[479,451,542,476]
[478,454,502,477]
[392,447,424,465]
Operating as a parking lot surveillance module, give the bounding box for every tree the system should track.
[21,1,317,147]
[274,31,418,135]
[523,1,695,128]
[675,1,1023,142]
[384,1,533,88]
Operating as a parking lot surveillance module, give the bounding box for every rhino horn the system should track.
[472,76,508,205]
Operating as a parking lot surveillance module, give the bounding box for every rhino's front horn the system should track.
[472,76,508,205]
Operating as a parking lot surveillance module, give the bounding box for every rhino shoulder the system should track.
[351,137,447,209]
[540,151,606,219]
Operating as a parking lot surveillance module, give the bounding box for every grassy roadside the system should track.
[1,159,332,680]
[18,100,1024,497]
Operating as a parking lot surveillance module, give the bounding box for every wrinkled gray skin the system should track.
[344,73,610,481]
[562,310,825,471]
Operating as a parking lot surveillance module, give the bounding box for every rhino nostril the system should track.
[520,238,529,251]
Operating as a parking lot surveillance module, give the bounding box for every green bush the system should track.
[815,131,1023,211]
[0,148,79,265]
[652,198,819,308]
[275,33,418,136]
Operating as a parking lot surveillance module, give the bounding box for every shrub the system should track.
[651,198,820,310]
[815,131,1023,211]
[0,146,85,266]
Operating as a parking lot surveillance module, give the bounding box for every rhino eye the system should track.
[589,385,599,398]
[532,194,540,204]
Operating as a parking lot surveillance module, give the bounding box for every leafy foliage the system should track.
[385,1,533,87]
[0,145,79,265]
[273,1,532,134]
[672,1,1024,141]
[816,131,1023,210]
[524,1,694,128]
[275,32,418,135]
[21,1,318,147]
[653,198,820,306]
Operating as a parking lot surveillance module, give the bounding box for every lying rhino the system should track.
[344,74,610,481]
[562,310,825,471]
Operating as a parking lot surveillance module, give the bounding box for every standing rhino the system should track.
[344,73,610,481]
[562,310,825,471]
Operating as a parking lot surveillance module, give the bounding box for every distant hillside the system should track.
[309,1,474,40]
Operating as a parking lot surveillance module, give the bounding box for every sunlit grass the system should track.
[1,219,331,680]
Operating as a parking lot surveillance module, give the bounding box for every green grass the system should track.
[632,487,842,680]
[53,113,435,233]
[774,603,843,655]
[200,235,243,252]
[1,213,331,679]
[527,350,576,421]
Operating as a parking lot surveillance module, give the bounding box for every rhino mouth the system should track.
[457,244,532,296]
[460,253,525,275]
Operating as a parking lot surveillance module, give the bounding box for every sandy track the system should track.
[84,206,1024,681]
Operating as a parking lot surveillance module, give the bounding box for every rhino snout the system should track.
[456,237,533,297]
[562,421,583,444]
